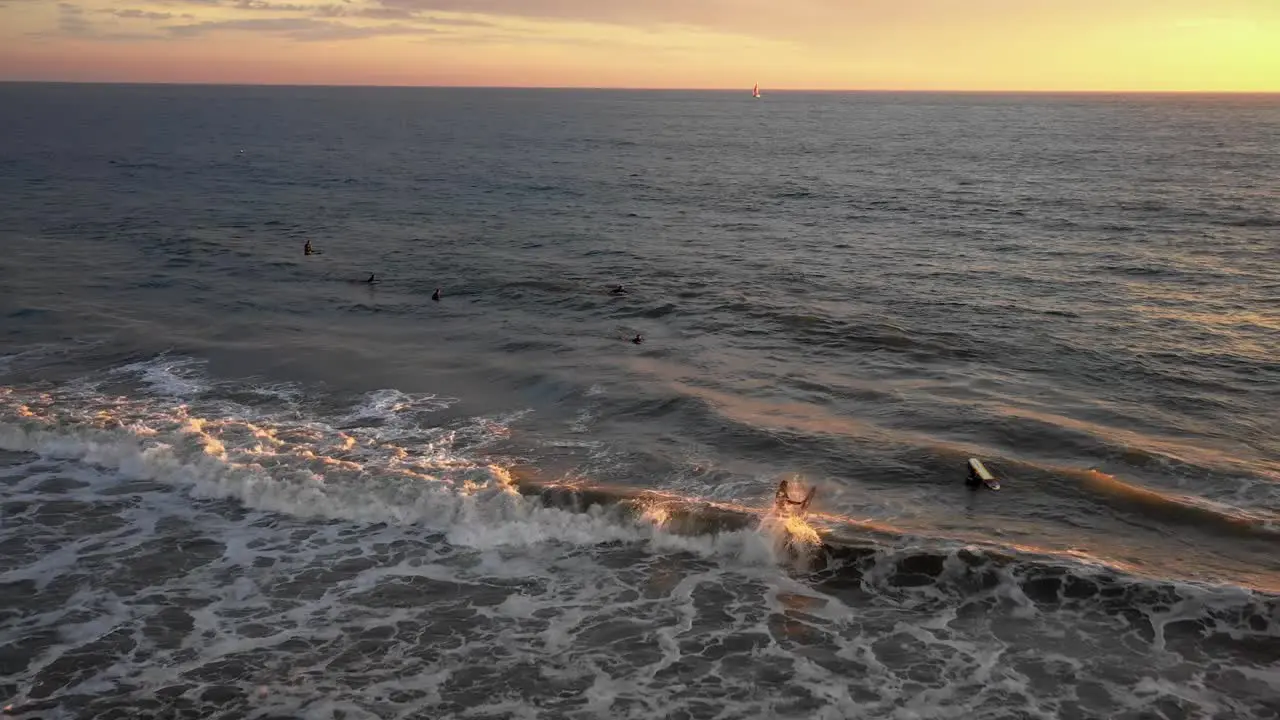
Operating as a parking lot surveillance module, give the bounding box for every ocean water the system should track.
[0,83,1278,719]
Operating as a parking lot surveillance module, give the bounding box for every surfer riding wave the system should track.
[774,478,815,514]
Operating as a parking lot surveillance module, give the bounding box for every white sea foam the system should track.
[1,358,1277,720]
[112,355,209,398]
[0,377,791,562]
[337,388,458,428]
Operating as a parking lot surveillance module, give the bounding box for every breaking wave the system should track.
[1,356,1277,719]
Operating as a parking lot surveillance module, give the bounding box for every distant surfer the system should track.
[610,285,628,295]
[365,273,378,284]
[631,333,643,345]
[304,240,314,256]
[774,479,815,513]
[432,287,441,301]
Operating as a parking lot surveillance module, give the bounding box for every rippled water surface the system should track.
[0,84,1278,719]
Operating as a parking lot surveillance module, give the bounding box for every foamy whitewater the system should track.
[1,354,1276,719]
[1,85,1278,718]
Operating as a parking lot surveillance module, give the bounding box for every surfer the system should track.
[774,479,815,513]
[610,285,628,295]
[966,458,1000,490]
[631,333,643,345]
[432,287,441,301]
[304,240,313,256]
[365,273,378,284]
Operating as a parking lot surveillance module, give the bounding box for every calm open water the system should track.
[0,83,1278,719]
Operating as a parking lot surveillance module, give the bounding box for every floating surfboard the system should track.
[967,458,1000,491]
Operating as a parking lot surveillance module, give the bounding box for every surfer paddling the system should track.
[774,479,815,513]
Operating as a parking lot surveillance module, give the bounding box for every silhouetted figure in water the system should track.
[774,479,815,513]
[631,334,643,345]
[432,288,441,301]
[365,273,378,284]
[304,240,313,256]
[610,285,628,295]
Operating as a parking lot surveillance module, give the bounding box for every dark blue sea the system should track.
[1,83,1278,719]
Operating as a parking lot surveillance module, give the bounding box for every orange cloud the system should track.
[0,0,1277,90]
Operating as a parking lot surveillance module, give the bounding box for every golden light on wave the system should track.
[6,379,1277,593]
[639,502,671,527]
[779,513,822,547]
[992,404,1280,483]
[488,465,524,497]
[533,472,916,542]
[537,473,866,549]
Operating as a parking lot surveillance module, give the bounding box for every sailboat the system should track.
[752,82,761,99]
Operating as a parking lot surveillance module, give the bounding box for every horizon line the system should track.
[1,79,1278,95]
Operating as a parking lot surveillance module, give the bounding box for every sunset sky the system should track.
[1,0,1277,90]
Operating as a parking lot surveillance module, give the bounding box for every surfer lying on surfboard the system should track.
[774,479,815,513]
